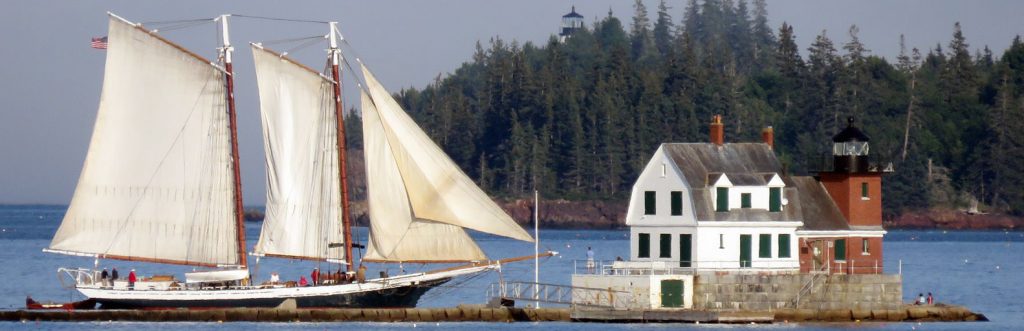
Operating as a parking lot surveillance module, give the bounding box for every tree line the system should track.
[345,0,1024,216]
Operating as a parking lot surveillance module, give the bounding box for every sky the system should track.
[1,0,1022,205]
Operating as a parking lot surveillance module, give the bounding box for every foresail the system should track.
[49,16,239,266]
[361,91,486,262]
[360,64,532,243]
[251,46,345,262]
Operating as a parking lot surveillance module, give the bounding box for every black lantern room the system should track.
[560,6,584,41]
[831,117,870,172]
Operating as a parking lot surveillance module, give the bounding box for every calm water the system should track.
[1,205,1022,330]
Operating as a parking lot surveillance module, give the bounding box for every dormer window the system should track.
[716,187,729,212]
[741,193,752,208]
[769,187,782,212]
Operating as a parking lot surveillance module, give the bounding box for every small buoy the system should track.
[996,265,1001,270]
[964,259,969,263]
[413,323,417,328]
[435,323,440,326]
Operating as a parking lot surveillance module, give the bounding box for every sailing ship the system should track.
[44,13,550,309]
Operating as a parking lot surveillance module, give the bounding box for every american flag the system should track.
[91,36,108,49]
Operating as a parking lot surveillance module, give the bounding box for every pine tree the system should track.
[653,0,675,57]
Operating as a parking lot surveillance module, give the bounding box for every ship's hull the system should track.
[93,277,448,309]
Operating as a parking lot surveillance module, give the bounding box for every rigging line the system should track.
[231,14,330,24]
[150,20,215,33]
[140,17,216,26]
[257,35,324,46]
[282,37,327,56]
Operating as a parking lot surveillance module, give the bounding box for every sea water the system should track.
[1,205,1021,330]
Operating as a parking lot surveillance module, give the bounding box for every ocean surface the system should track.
[1,204,1022,330]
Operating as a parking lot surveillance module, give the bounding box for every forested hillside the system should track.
[346,0,1024,217]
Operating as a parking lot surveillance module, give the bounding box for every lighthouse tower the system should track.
[813,117,887,273]
[559,6,584,42]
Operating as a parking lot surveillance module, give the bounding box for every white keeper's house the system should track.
[572,115,890,310]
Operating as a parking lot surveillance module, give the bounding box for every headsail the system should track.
[251,45,345,262]
[49,16,240,267]
[359,64,533,262]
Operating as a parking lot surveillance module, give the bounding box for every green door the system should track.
[661,279,684,308]
[740,234,752,268]
[679,234,692,267]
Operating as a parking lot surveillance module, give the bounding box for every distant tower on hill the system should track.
[559,6,584,42]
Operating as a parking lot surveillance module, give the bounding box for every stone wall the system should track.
[692,273,902,311]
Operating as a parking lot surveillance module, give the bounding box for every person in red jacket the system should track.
[311,268,319,286]
[128,269,137,290]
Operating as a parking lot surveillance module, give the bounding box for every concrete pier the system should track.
[0,304,984,323]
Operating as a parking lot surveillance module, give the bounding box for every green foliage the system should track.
[385,1,1024,215]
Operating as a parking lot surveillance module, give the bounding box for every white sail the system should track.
[49,16,240,266]
[359,64,533,262]
[251,46,345,262]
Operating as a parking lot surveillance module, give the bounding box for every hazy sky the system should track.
[2,0,1022,204]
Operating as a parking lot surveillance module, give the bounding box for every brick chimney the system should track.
[710,115,724,146]
[762,126,774,150]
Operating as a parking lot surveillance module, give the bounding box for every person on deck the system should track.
[916,293,925,305]
[100,268,109,288]
[311,268,319,286]
[586,247,595,274]
[269,272,280,285]
[357,264,367,283]
[128,269,137,290]
[111,268,119,286]
[299,276,309,287]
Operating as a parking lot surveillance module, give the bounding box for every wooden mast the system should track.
[220,14,248,267]
[329,22,354,272]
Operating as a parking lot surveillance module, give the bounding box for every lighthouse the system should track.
[559,6,584,42]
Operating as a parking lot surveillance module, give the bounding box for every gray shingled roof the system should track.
[663,143,781,188]
[660,143,862,230]
[789,176,850,231]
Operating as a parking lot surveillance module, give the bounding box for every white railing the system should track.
[573,260,802,276]
[487,281,638,309]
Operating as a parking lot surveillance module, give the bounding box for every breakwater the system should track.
[0,305,984,323]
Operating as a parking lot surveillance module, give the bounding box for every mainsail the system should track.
[359,64,533,262]
[49,16,240,267]
[251,45,345,262]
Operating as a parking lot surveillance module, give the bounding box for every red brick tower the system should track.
[816,117,886,273]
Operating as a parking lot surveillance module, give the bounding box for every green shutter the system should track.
[670,191,683,216]
[644,191,656,215]
[769,187,782,212]
[716,187,729,212]
[741,193,752,208]
[659,234,672,258]
[861,182,869,198]
[679,234,692,267]
[835,239,846,261]
[739,235,752,268]
[759,234,771,258]
[638,233,650,258]
[778,234,791,258]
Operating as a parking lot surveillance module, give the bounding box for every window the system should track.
[638,233,650,258]
[661,163,666,177]
[659,234,672,258]
[862,238,870,255]
[644,191,656,215]
[719,234,724,249]
[835,239,847,261]
[778,234,791,258]
[759,234,772,258]
[769,187,782,212]
[861,182,869,199]
[741,193,752,208]
[670,191,683,216]
[716,187,729,212]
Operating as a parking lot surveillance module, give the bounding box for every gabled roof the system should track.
[663,143,781,188]
[789,176,850,231]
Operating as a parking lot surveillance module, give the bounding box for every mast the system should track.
[219,14,248,267]
[329,22,354,271]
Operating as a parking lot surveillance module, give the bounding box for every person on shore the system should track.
[586,246,595,274]
[128,269,137,290]
[916,293,925,305]
[311,268,319,286]
[100,268,109,288]
[927,292,934,305]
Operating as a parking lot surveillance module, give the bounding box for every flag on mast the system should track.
[91,36,108,49]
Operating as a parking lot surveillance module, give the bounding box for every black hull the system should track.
[97,278,449,309]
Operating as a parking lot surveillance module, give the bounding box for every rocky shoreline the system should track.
[244,201,1023,231]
